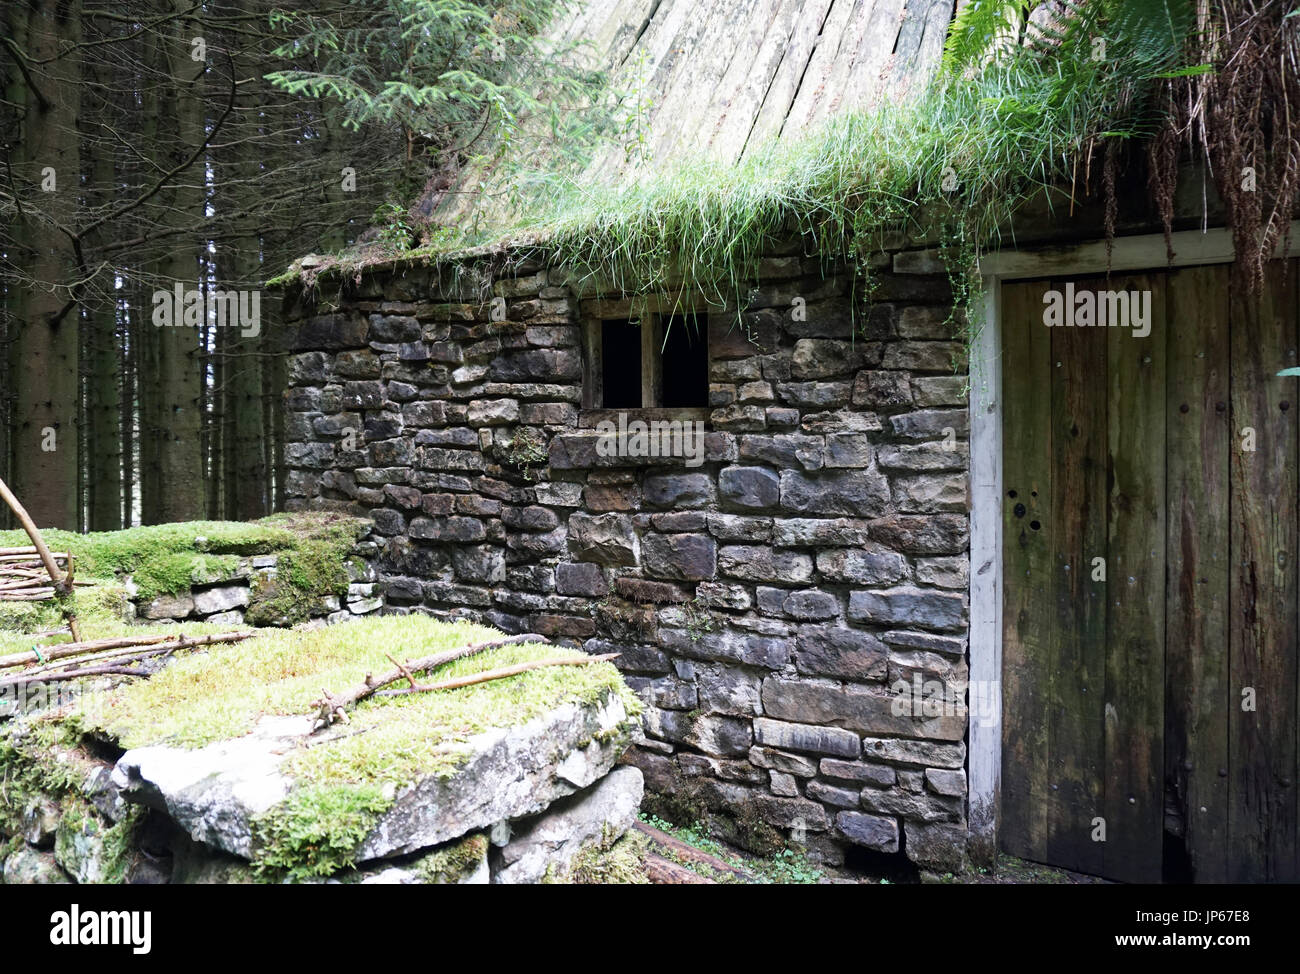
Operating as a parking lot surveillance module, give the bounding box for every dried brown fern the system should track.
[1150,1,1300,292]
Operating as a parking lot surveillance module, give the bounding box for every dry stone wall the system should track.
[280,247,972,871]
[127,544,383,627]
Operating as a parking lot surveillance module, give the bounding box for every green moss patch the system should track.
[132,553,244,602]
[91,615,637,770]
[244,519,365,626]
[0,720,97,839]
[409,832,488,883]
[545,829,650,884]
[250,782,395,881]
[0,512,368,609]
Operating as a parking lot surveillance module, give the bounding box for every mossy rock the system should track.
[132,553,244,601]
[545,831,651,884]
[0,512,369,606]
[5,615,641,883]
[410,832,489,883]
[335,833,489,884]
[85,615,639,880]
[51,797,140,884]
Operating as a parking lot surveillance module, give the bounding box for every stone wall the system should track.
[127,540,384,627]
[279,246,972,871]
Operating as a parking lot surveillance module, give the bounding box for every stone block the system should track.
[641,533,717,581]
[836,811,899,852]
[795,626,888,681]
[753,718,860,758]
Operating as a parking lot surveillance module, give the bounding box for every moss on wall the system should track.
[0,512,369,609]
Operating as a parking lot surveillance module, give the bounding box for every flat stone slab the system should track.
[356,688,636,860]
[112,716,307,859]
[492,766,644,884]
[111,688,639,866]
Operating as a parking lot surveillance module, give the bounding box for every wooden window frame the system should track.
[579,292,712,421]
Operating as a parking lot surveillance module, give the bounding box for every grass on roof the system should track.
[275,5,1187,349]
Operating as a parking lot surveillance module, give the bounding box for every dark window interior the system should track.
[601,319,642,408]
[661,313,709,408]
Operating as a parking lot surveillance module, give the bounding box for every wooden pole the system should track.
[0,475,69,592]
[0,474,82,640]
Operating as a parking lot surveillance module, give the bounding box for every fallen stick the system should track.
[644,853,714,885]
[1,663,153,687]
[311,633,550,730]
[20,641,187,677]
[375,654,619,697]
[0,632,254,688]
[0,589,56,601]
[0,630,253,672]
[0,633,175,671]
[0,576,56,592]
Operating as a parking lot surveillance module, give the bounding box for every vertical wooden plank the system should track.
[999,280,1053,864]
[583,316,603,409]
[1103,272,1167,883]
[1047,277,1108,877]
[1229,259,1299,882]
[968,279,1004,866]
[1164,264,1231,882]
[642,316,663,408]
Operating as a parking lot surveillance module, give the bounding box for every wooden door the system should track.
[1000,261,1300,883]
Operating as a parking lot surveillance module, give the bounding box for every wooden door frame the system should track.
[964,220,1300,867]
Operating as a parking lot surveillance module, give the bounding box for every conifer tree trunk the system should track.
[86,62,122,530]
[121,291,137,527]
[148,6,205,523]
[6,0,82,529]
[134,23,164,526]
